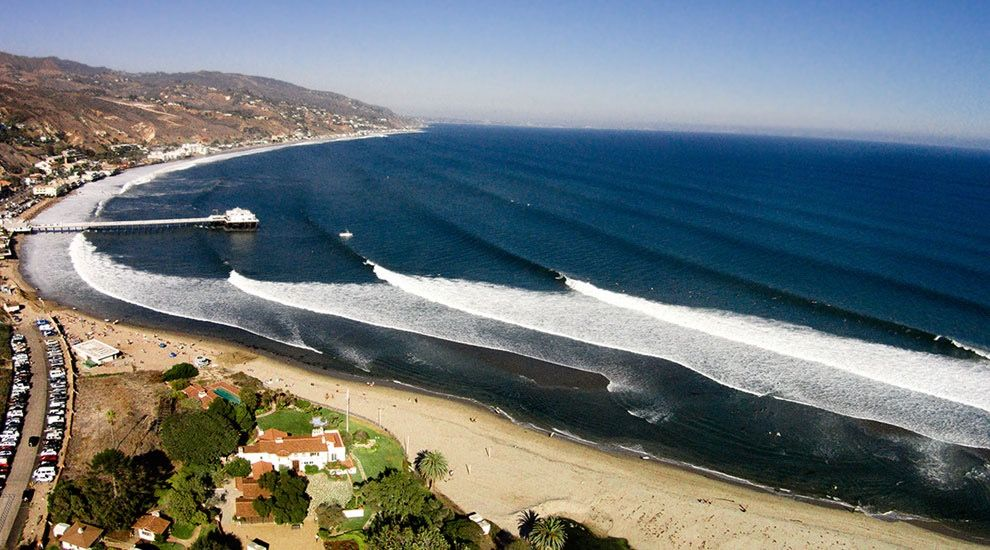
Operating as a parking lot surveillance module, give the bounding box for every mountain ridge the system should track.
[0,50,417,179]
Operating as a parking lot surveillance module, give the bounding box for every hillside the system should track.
[0,51,416,179]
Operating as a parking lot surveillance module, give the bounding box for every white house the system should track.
[237,428,352,473]
[33,183,67,197]
[72,339,120,365]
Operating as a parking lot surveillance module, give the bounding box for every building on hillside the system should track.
[233,469,273,524]
[236,427,354,474]
[132,511,171,542]
[58,522,104,550]
[32,183,68,197]
[181,381,241,409]
[72,339,120,365]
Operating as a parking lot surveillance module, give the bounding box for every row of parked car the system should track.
[0,332,32,491]
[34,319,66,483]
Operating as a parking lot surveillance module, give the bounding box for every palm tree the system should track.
[414,449,449,489]
[517,509,540,539]
[105,409,117,446]
[529,516,567,550]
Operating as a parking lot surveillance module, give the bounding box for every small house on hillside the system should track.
[58,521,104,550]
[132,511,171,541]
[236,427,353,473]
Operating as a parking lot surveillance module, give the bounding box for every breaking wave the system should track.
[228,262,990,449]
[68,234,319,353]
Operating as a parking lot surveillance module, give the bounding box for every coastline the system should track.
[5,133,985,548]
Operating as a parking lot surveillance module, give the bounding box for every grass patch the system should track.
[155,543,185,550]
[338,514,367,532]
[170,521,196,540]
[346,417,406,481]
[257,408,318,435]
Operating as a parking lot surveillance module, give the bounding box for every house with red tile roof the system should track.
[236,427,354,474]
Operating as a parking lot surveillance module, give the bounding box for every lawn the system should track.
[170,521,196,540]
[155,543,185,550]
[346,417,406,481]
[257,406,406,480]
[257,408,319,435]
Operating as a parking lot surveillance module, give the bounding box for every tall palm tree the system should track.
[517,509,540,539]
[414,449,449,489]
[105,408,117,446]
[529,516,567,550]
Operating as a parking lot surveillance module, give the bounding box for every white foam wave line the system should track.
[68,234,321,354]
[370,262,990,414]
[227,270,607,382]
[563,277,990,413]
[229,267,990,448]
[936,335,990,360]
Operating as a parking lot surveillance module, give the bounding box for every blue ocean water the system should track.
[22,125,990,536]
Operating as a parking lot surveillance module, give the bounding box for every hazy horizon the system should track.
[2,1,988,148]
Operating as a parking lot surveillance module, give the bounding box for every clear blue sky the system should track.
[2,1,988,144]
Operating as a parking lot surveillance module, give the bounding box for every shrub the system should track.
[304,464,320,475]
[353,430,370,444]
[160,412,239,465]
[294,398,311,410]
[163,362,199,381]
[170,378,191,391]
[225,457,252,478]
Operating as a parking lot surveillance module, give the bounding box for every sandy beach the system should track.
[2,138,982,549]
[0,259,978,549]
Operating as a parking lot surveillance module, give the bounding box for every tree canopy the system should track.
[367,524,450,550]
[414,450,448,489]
[358,469,452,529]
[48,449,172,530]
[160,410,240,465]
[163,362,199,381]
[253,470,311,524]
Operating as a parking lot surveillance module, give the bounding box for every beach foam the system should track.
[225,264,990,449]
[68,234,319,353]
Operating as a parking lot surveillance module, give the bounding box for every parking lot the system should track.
[0,316,67,546]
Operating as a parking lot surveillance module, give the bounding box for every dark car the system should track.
[22,488,33,502]
[28,436,40,447]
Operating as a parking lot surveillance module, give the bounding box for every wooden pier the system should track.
[2,208,259,234]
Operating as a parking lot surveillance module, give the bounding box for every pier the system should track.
[2,208,259,234]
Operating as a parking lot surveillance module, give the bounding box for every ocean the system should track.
[21,125,990,537]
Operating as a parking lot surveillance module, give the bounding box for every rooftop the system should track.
[72,339,120,360]
[60,521,104,548]
[132,513,171,535]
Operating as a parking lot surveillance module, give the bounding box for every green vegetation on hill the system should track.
[163,362,198,381]
[48,449,173,530]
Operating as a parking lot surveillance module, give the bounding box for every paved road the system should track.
[0,315,48,546]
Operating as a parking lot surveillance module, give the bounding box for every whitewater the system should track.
[62,230,990,448]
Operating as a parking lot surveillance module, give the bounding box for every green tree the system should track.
[357,469,451,528]
[442,518,485,548]
[414,450,449,489]
[529,516,567,550]
[47,449,170,530]
[255,470,311,524]
[160,411,240,465]
[367,524,450,550]
[163,362,199,381]
[224,457,252,478]
[105,409,117,446]
[162,466,213,524]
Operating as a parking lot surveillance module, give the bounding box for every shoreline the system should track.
[6,133,986,547]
